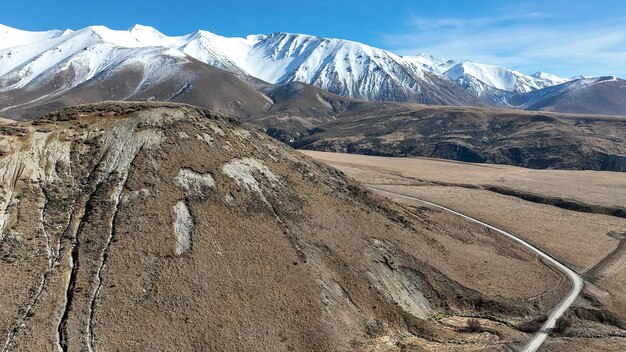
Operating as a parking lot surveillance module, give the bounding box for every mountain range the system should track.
[1,23,625,117]
[0,24,624,171]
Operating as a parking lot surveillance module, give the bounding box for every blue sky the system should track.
[2,0,625,77]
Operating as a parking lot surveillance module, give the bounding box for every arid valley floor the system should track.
[305,151,626,351]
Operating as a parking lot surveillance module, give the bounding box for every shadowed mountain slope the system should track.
[518,77,626,115]
[284,104,626,171]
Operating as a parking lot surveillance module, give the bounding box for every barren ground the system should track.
[304,150,626,349]
[302,151,626,208]
[1,103,582,351]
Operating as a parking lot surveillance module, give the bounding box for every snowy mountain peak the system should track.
[129,24,159,32]
[444,61,565,94]
[402,54,456,74]
[238,30,436,102]
[79,25,172,48]
[531,72,569,86]
[191,29,218,39]
[0,24,70,50]
[0,23,17,33]
[445,61,516,91]
[0,23,601,109]
[246,34,267,42]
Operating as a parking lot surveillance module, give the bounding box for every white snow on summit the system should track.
[402,54,456,74]
[531,72,569,86]
[236,32,433,100]
[444,61,560,93]
[0,23,584,103]
[0,24,71,51]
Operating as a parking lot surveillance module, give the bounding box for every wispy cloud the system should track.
[382,6,626,77]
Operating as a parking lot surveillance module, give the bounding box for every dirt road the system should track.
[369,187,584,352]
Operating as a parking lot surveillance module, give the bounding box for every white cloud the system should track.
[382,12,626,78]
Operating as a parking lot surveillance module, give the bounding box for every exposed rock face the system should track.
[0,103,564,351]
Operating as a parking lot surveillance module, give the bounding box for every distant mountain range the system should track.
[0,24,624,171]
[1,23,625,117]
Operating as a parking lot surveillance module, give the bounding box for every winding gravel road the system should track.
[369,187,584,352]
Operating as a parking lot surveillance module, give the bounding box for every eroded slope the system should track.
[0,103,566,351]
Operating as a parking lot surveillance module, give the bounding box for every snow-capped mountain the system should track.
[1,23,619,116]
[530,72,569,86]
[444,61,569,95]
[509,76,626,115]
[0,25,219,91]
[232,32,481,104]
[402,54,456,74]
[0,24,482,106]
[439,61,576,106]
[0,24,72,51]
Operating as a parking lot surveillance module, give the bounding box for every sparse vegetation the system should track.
[433,312,449,320]
[517,314,548,333]
[462,318,484,333]
[573,307,623,328]
[552,316,572,334]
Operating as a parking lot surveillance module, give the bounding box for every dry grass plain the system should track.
[303,151,626,209]
[304,150,626,349]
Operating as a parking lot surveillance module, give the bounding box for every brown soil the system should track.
[306,150,626,348]
[0,102,568,351]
